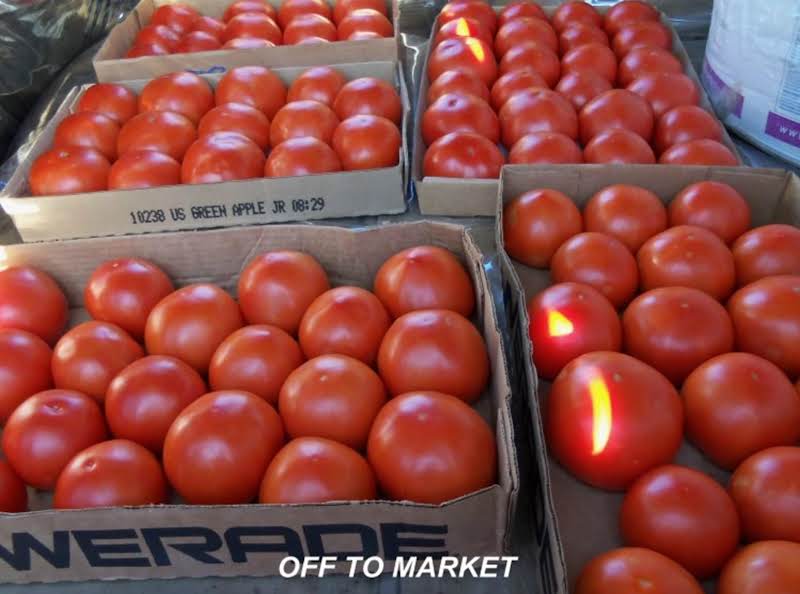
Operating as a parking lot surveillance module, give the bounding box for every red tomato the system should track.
[181,132,266,184]
[552,1,602,33]
[430,69,491,106]
[284,13,337,43]
[333,0,387,24]
[105,355,206,453]
[583,129,656,164]
[126,40,170,57]
[367,391,496,503]
[175,30,222,52]
[618,45,683,86]
[377,309,489,401]
[547,351,683,490]
[54,439,167,509]
[495,17,558,57]
[265,137,343,176]
[423,131,504,178]
[579,89,654,144]
[683,353,800,470]
[260,437,376,503]
[733,224,800,285]
[163,390,284,504]
[215,66,287,120]
[503,188,583,268]
[278,0,332,28]
[333,77,402,124]
[627,72,699,118]
[135,24,181,50]
[729,275,800,376]
[223,0,277,22]
[669,181,750,245]
[655,105,724,154]
[576,548,704,594]
[499,1,546,28]
[337,8,392,39]
[77,83,138,124]
[509,132,583,164]
[343,30,382,40]
[108,150,181,190]
[428,37,498,86]
[490,68,546,111]
[145,283,243,374]
[117,110,196,161]
[191,15,226,39]
[555,70,612,111]
[0,329,52,424]
[638,225,736,300]
[719,541,800,594]
[270,100,339,146]
[433,17,492,48]
[278,354,386,449]
[422,92,498,145]
[621,465,740,578]
[730,447,800,542]
[660,139,739,165]
[604,0,660,36]
[223,36,275,48]
[223,12,282,43]
[612,20,672,58]
[551,233,638,307]
[28,147,110,196]
[559,23,609,55]
[0,461,26,512]
[198,102,270,150]
[287,66,347,107]
[584,184,667,252]
[332,114,400,170]
[439,0,497,34]
[2,389,107,489]
[623,287,734,384]
[0,266,68,345]
[138,72,214,125]
[499,41,560,87]
[499,88,578,146]
[561,43,618,83]
[150,3,199,35]
[209,325,303,405]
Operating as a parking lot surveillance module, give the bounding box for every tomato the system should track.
[191,15,226,39]
[499,88,578,146]
[423,131,504,178]
[604,0,660,36]
[655,105,724,155]
[2,389,107,489]
[294,35,331,44]
[555,70,612,111]
[618,45,683,86]
[623,287,734,384]
[223,37,275,48]
[145,283,243,374]
[108,150,180,190]
[612,20,672,58]
[181,132,266,184]
[0,329,52,424]
[733,224,800,285]
[430,70,490,108]
[337,8,392,39]
[343,30,382,40]
[660,138,739,165]
[503,188,583,267]
[0,461,26,512]
[490,68,546,111]
[117,110,196,161]
[728,275,800,377]
[135,23,181,51]
[547,351,683,490]
[77,83,138,124]
[499,41,560,87]
[669,181,750,244]
[278,0,332,28]
[428,37,498,86]
[269,100,339,147]
[583,129,656,164]
[238,251,329,334]
[333,0,387,24]
[439,0,497,35]
[288,66,347,107]
[374,245,474,318]
[627,72,699,118]
[150,3,199,35]
[333,77,402,124]
[579,89,654,144]
[559,23,609,55]
[197,102,270,150]
[332,114,400,170]
[551,233,638,307]
[138,72,213,125]
[584,184,667,252]
[126,40,170,58]
[495,17,558,57]
[260,437,375,503]
[223,0,277,22]
[576,548,704,594]
[433,17,492,48]
[163,390,284,504]
[509,132,583,164]
[28,147,110,196]
[367,391,496,503]
[422,92,498,145]
[719,541,800,594]
[284,13,336,43]
[223,12,282,43]
[175,30,222,52]
[499,1,546,28]
[215,66,287,120]
[0,266,68,345]
[265,137,343,176]
[562,43,618,83]
[552,1,602,33]
[105,355,205,453]
[638,225,736,300]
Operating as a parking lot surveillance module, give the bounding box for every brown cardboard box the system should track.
[1,61,408,242]
[412,7,741,218]
[496,164,799,594]
[93,0,398,82]
[0,219,519,584]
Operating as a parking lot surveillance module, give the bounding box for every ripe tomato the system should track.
[655,105,724,153]
[637,225,736,300]
[584,184,667,252]
[191,15,226,39]
[105,355,206,453]
[138,72,213,125]
[733,224,800,285]
[627,72,699,118]
[555,70,612,111]
[552,1,602,33]
[270,100,339,146]
[660,138,739,165]
[284,13,337,44]
[77,83,138,124]
[623,287,734,384]
[278,0,332,28]
[0,461,26,512]
[433,17,492,48]
[163,390,284,504]
[428,37,498,86]
[604,0,660,36]
[583,129,656,164]
[222,12,282,43]
[209,325,303,405]
[367,391,496,503]
[265,137,342,176]
[618,45,682,86]
[551,233,638,307]
[0,266,68,345]
[108,150,181,190]
[337,8,392,39]
[728,275,800,377]
[333,0,386,24]
[499,41,560,87]
[287,66,347,107]
[215,66,287,120]
[669,181,750,244]
[612,20,672,58]
[175,30,222,52]
[577,548,703,594]
[294,35,332,44]
[126,40,170,58]
[719,541,800,594]
[499,1,546,28]
[430,70,491,107]
[423,131,504,178]
[150,3,199,35]
[279,354,386,449]
[28,147,110,196]
[2,389,107,489]
[332,114,400,170]
[730,447,800,542]
[621,465,740,578]
[495,17,558,57]
[503,188,583,267]
[490,68,546,111]
[135,24,181,51]
[377,309,489,401]
[223,0,277,22]
[342,30,381,41]
[198,102,270,150]
[562,43,618,83]
[499,89,578,146]
[333,77,401,124]
[439,0,497,34]
[145,283,243,374]
[181,132,266,184]
[260,437,376,503]
[0,329,52,424]
[579,89,654,144]
[54,439,167,509]
[223,36,275,48]
[422,92,498,145]
[117,110,196,160]
[509,132,583,164]
[559,23,608,55]
[529,283,622,379]
[547,351,683,490]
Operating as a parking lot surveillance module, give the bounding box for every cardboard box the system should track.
[412,6,741,218]
[1,61,408,242]
[0,219,519,584]
[93,0,398,82]
[496,164,798,594]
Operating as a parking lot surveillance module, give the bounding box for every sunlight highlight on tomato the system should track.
[589,374,612,456]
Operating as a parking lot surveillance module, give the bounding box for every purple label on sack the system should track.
[765,112,800,148]
[702,62,743,118]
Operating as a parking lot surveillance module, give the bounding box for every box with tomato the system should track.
[412,0,740,217]
[498,164,800,594]
[93,0,397,82]
[1,60,408,242]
